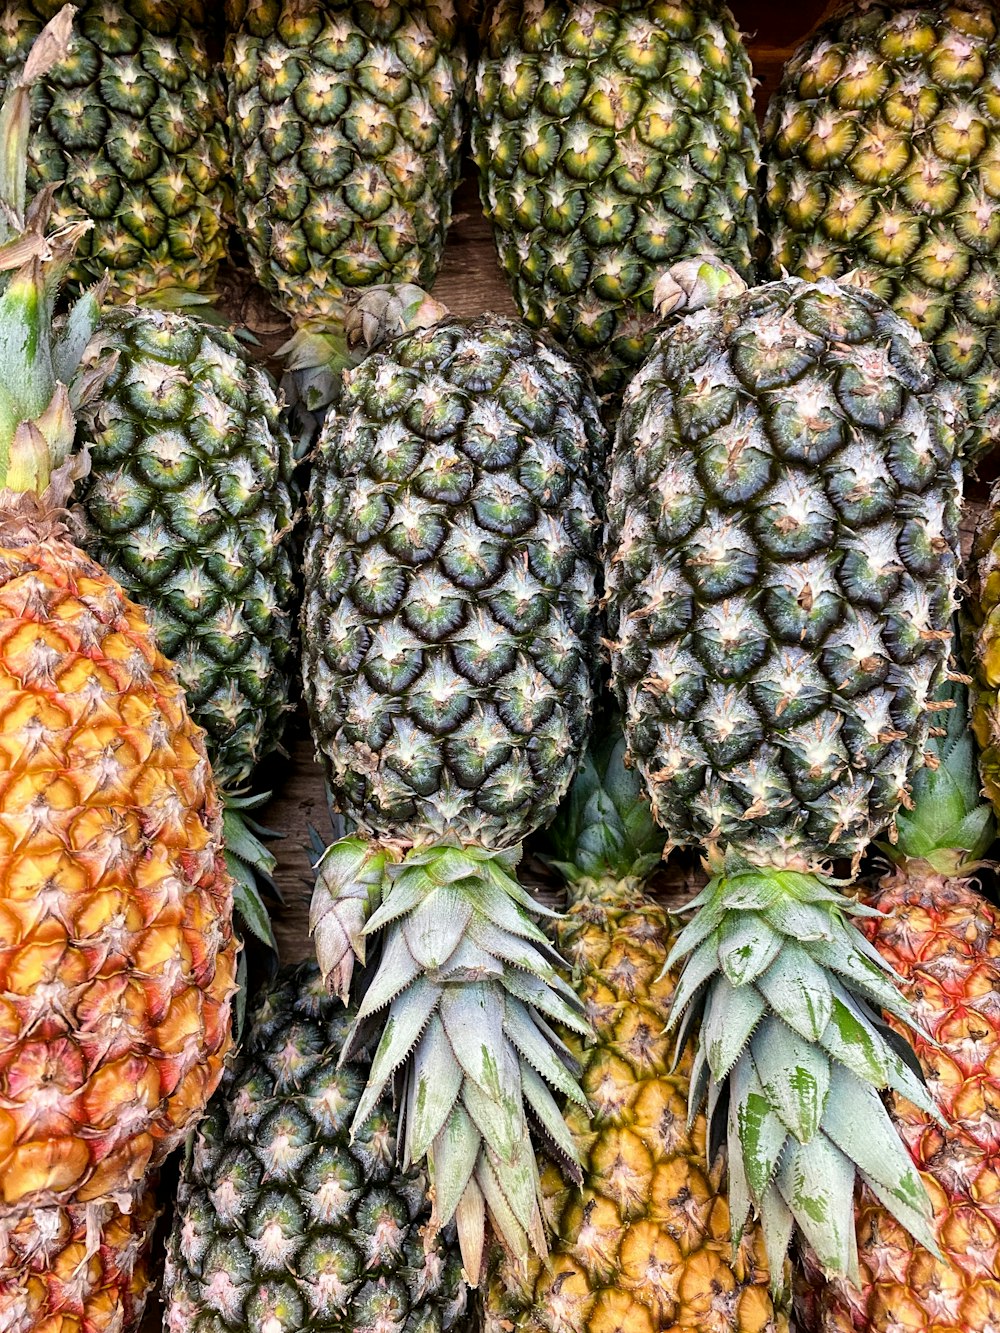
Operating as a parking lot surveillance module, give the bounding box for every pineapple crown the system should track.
[544,711,667,890]
[881,673,995,874]
[0,6,111,508]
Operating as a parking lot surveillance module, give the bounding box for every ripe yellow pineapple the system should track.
[485,724,787,1333]
[0,4,236,1248]
[795,684,1000,1333]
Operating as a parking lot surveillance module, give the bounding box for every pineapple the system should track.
[75,305,300,912]
[485,722,787,1333]
[605,259,962,1279]
[302,298,606,1275]
[0,0,229,298]
[795,682,1000,1333]
[762,0,1000,467]
[225,0,467,328]
[471,0,761,406]
[0,5,236,1240]
[162,962,468,1333]
[1,1186,158,1333]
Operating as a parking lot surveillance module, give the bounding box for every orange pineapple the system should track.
[0,1187,158,1333]
[0,5,236,1246]
[795,684,1000,1333]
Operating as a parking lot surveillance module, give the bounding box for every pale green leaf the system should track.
[758,946,833,1042]
[751,1015,830,1143]
[718,911,783,986]
[775,1134,858,1282]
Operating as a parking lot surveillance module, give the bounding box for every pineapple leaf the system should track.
[726,1102,754,1241]
[501,968,591,1038]
[401,887,473,970]
[819,987,892,1087]
[428,1104,481,1229]
[860,1169,942,1262]
[502,996,588,1106]
[664,935,718,1029]
[439,982,509,1098]
[761,897,839,942]
[703,976,766,1078]
[751,1015,830,1144]
[731,1053,788,1208]
[775,1134,859,1285]
[717,911,783,987]
[407,1013,464,1162]
[474,1151,534,1265]
[758,1183,795,1299]
[466,1103,540,1239]
[663,909,723,974]
[823,1066,935,1225]
[466,916,565,984]
[349,976,441,1128]
[519,1060,582,1177]
[454,1174,486,1288]
[351,929,422,1022]
[364,865,434,934]
[435,934,505,984]
[757,945,833,1042]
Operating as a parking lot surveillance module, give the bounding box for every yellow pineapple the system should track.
[485,724,787,1333]
[0,3,236,1265]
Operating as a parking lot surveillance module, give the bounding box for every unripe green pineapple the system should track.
[762,0,1000,466]
[606,260,962,1283]
[0,0,229,298]
[78,307,299,800]
[162,962,469,1333]
[76,306,299,913]
[472,0,761,405]
[302,300,606,1276]
[225,0,468,330]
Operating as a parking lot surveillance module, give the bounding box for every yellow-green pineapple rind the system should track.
[762,0,1000,465]
[0,0,229,298]
[472,0,761,403]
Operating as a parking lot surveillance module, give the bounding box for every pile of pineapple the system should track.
[2,3,1000,1333]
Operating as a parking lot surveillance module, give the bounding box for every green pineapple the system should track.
[302,298,606,1276]
[225,0,467,329]
[162,962,469,1333]
[471,0,761,405]
[605,259,962,1281]
[0,0,229,298]
[76,305,299,914]
[762,0,1000,466]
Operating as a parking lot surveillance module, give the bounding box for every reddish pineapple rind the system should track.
[795,873,1000,1333]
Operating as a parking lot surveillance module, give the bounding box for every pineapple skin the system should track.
[606,277,961,866]
[225,0,468,327]
[795,873,1000,1333]
[472,0,761,404]
[0,526,237,1218]
[762,0,1000,466]
[0,0,229,298]
[162,962,468,1333]
[78,307,299,796]
[486,883,786,1333]
[302,313,605,846]
[0,1186,158,1333]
